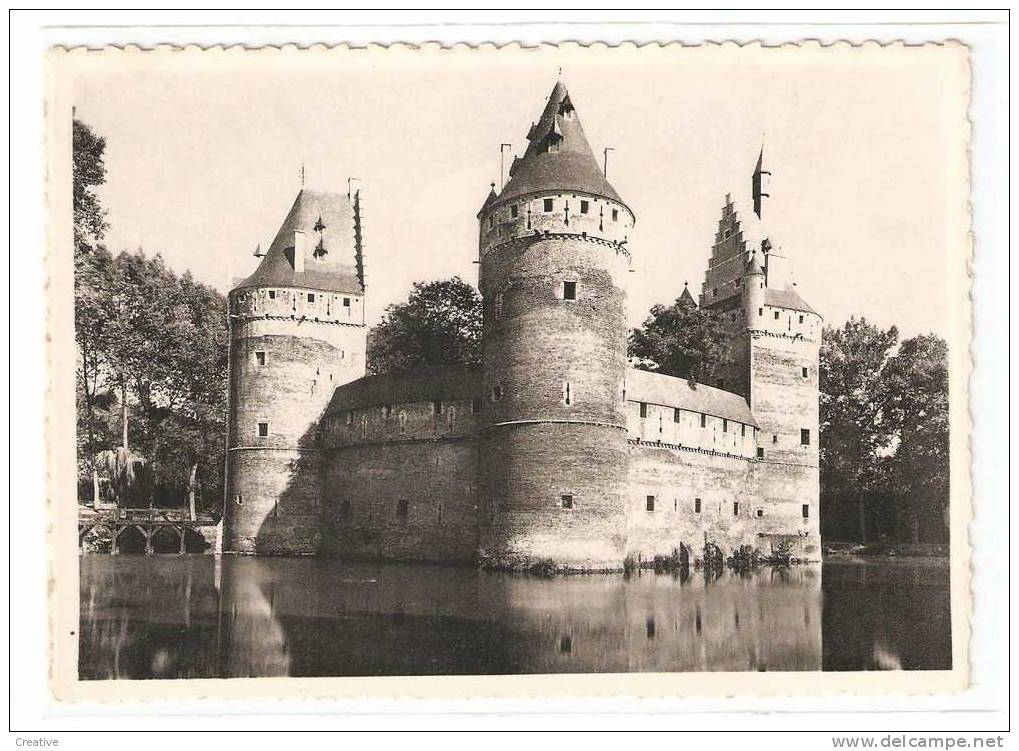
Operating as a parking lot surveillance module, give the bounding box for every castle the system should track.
[223,80,821,570]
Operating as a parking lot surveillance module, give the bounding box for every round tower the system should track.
[741,250,766,325]
[477,81,634,570]
[224,187,367,555]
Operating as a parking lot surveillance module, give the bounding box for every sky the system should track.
[73,44,969,338]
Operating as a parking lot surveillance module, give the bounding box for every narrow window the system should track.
[757,447,765,459]
[802,504,810,519]
[799,315,805,324]
[343,297,351,307]
[580,200,590,214]
[384,404,393,418]
[758,307,763,316]
[361,415,368,439]
[700,413,707,428]
[774,311,780,320]
[611,208,619,222]
[543,198,554,212]
[639,402,647,418]
[673,407,681,423]
[255,351,267,366]
[396,499,408,518]
[733,501,740,516]
[741,424,746,437]
[307,293,316,303]
[559,636,572,654]
[437,502,444,524]
[346,410,353,425]
[802,366,809,378]
[488,215,494,230]
[723,419,728,433]
[398,411,407,434]
[756,508,764,518]
[646,495,656,512]
[257,422,269,437]
[491,385,503,402]
[773,434,778,444]
[561,494,573,510]
[563,381,571,406]
[510,204,519,218]
[472,398,482,414]
[801,428,811,446]
[694,498,702,513]
[433,400,443,416]
[268,290,277,300]
[563,280,577,300]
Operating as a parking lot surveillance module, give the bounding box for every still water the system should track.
[78,556,950,679]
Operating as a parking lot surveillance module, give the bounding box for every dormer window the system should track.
[546,138,560,154]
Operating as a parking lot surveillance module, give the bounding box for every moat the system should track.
[78,556,950,678]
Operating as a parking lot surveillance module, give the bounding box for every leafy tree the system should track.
[367,277,482,374]
[628,292,731,385]
[73,119,108,254]
[819,317,899,541]
[877,334,949,543]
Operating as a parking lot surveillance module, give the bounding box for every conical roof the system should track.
[495,81,624,207]
[234,189,363,295]
[743,252,765,277]
[678,284,697,309]
[476,183,499,217]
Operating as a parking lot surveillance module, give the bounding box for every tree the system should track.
[877,334,949,543]
[367,277,482,374]
[627,293,731,385]
[819,317,899,542]
[73,119,108,254]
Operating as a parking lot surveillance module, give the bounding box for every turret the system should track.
[224,187,367,555]
[477,80,634,569]
[741,250,766,325]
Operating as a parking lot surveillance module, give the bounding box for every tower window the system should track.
[802,367,809,378]
[398,411,407,434]
[673,408,681,423]
[472,398,482,414]
[343,297,351,307]
[255,351,267,366]
[561,494,573,510]
[491,385,503,402]
[396,499,409,518]
[799,315,805,324]
[801,428,811,446]
[758,307,763,316]
[611,208,619,222]
[694,498,702,513]
[756,508,764,518]
[773,434,778,443]
[757,447,765,459]
[700,413,706,428]
[802,504,810,519]
[774,311,780,320]
[646,495,656,512]
[433,400,443,415]
[268,290,277,300]
[510,204,518,218]
[543,198,554,212]
[257,422,269,438]
[723,419,728,433]
[639,402,647,418]
[563,280,577,300]
[580,200,589,214]
[741,424,746,437]
[307,293,316,303]
[488,216,494,230]
[733,501,740,516]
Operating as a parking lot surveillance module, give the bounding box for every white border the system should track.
[8,9,1010,735]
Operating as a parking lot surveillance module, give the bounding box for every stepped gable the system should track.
[234,189,363,295]
[626,367,758,427]
[495,80,624,206]
[324,365,481,415]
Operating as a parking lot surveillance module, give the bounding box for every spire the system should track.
[477,182,499,217]
[495,81,624,206]
[678,283,697,309]
[743,250,765,278]
[752,147,771,219]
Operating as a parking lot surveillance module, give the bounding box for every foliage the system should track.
[367,277,483,374]
[74,118,228,512]
[627,293,731,385]
[819,318,949,543]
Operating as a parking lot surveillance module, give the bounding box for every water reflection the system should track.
[78,555,948,679]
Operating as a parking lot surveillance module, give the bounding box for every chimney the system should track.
[293,230,306,273]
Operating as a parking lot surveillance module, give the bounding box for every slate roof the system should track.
[764,285,817,315]
[233,189,363,295]
[625,368,758,427]
[495,81,625,207]
[324,366,481,415]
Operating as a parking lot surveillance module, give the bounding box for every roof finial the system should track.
[300,160,305,188]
